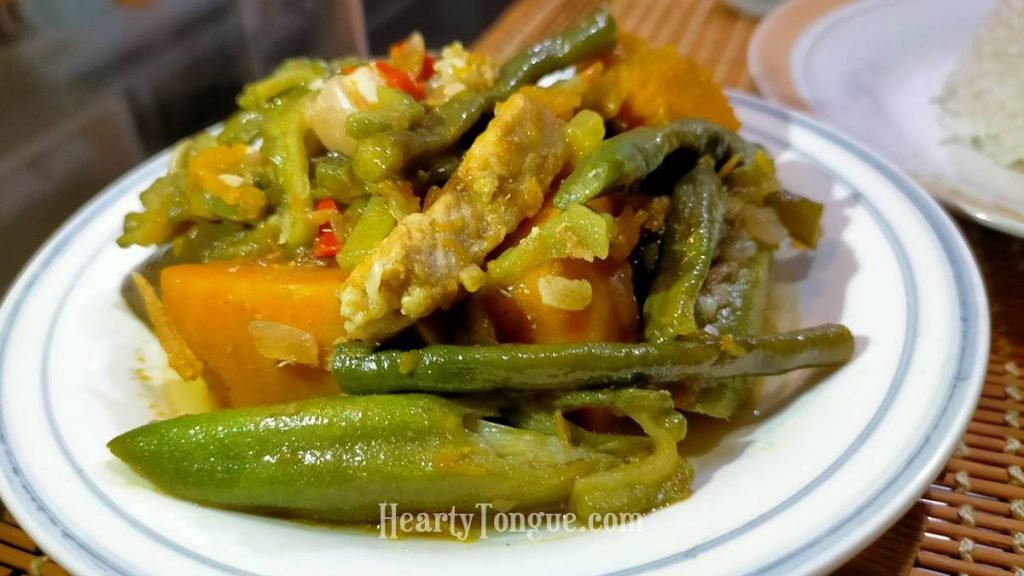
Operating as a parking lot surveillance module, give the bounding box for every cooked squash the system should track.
[160,263,347,407]
[480,257,638,344]
[584,34,740,131]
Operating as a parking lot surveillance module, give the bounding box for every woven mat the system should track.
[0,509,66,575]
[1,1,1020,575]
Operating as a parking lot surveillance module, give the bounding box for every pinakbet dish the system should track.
[108,9,852,524]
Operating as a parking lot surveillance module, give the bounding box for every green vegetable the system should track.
[485,205,615,286]
[331,324,854,394]
[117,135,222,247]
[196,191,267,225]
[352,8,617,182]
[566,109,607,163]
[412,153,461,186]
[111,394,600,520]
[236,58,331,110]
[676,380,751,420]
[218,110,264,146]
[766,190,823,248]
[681,247,772,418]
[708,247,772,335]
[184,156,268,226]
[260,96,315,248]
[352,91,487,182]
[552,389,691,517]
[643,158,726,340]
[172,220,282,264]
[345,87,425,140]
[311,152,366,203]
[119,131,281,251]
[109,390,690,521]
[122,73,329,250]
[333,195,370,243]
[490,8,617,99]
[335,195,396,269]
[553,119,761,208]
[505,401,650,457]
[117,174,186,247]
[722,149,780,203]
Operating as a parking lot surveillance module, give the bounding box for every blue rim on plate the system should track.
[0,93,988,575]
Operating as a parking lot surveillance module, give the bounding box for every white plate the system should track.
[0,94,988,575]
[747,0,852,111]
[790,0,1024,237]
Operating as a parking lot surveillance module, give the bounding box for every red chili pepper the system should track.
[374,61,424,100]
[314,199,341,258]
[418,54,436,83]
[314,231,341,258]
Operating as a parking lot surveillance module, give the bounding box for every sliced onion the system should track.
[706,261,738,287]
[248,320,320,367]
[696,293,719,320]
[308,67,383,155]
[711,283,733,307]
[721,236,757,262]
[538,275,593,311]
[740,205,788,246]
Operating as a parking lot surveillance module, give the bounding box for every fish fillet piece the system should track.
[339,94,569,341]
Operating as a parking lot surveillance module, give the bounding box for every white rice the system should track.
[939,0,1024,172]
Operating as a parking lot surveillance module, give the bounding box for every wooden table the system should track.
[1,1,1022,574]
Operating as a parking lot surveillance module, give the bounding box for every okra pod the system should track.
[109,389,690,521]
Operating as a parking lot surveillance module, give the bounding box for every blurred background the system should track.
[0,0,512,293]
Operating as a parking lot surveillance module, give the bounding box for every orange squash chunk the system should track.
[585,34,740,131]
[481,258,638,345]
[160,263,347,407]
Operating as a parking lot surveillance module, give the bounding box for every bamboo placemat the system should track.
[0,509,66,575]
[0,1,1020,575]
[477,1,1024,575]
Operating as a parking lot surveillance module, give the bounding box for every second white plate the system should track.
[790,0,1024,236]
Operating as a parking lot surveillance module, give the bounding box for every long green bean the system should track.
[331,324,854,394]
[643,158,726,340]
[352,8,616,182]
[553,119,760,208]
[678,247,773,418]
